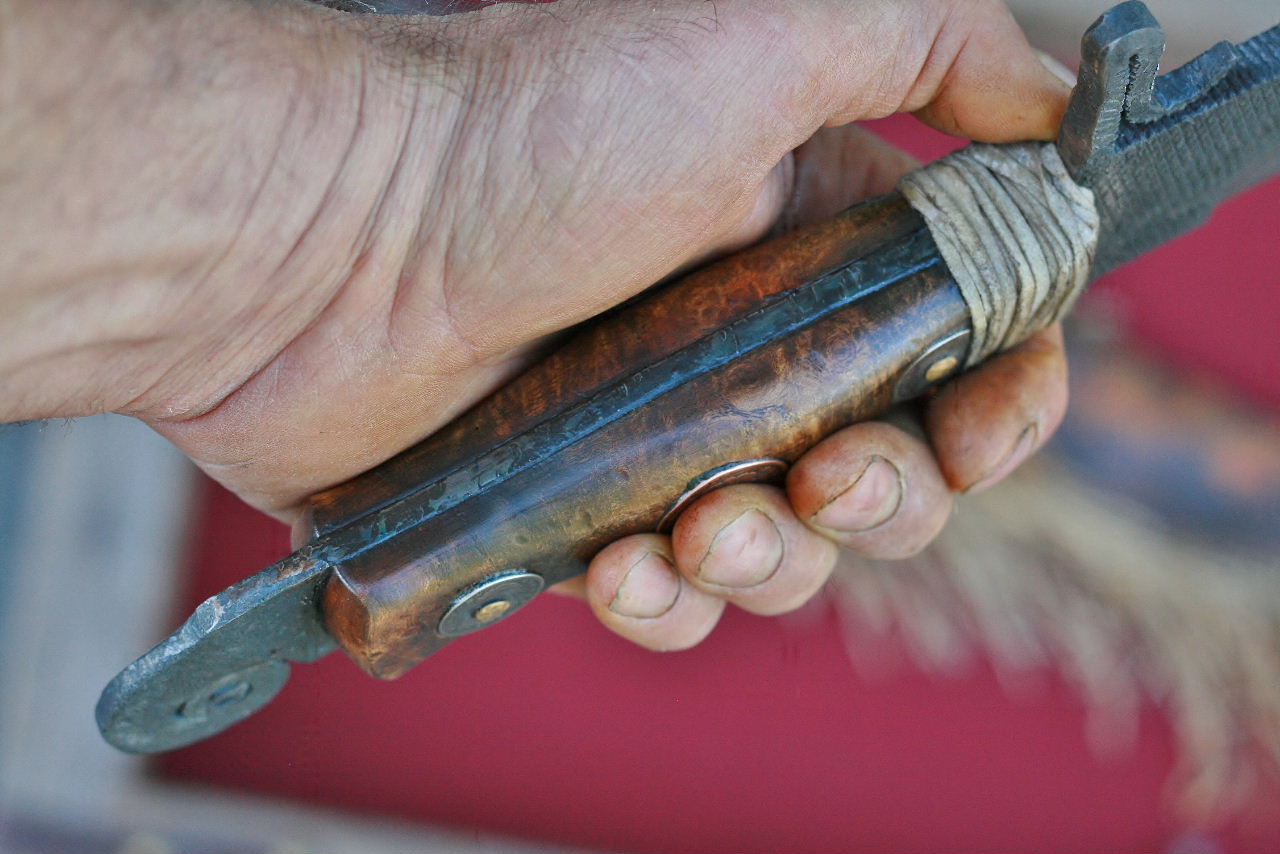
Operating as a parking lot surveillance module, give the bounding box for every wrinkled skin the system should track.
[0,0,1070,651]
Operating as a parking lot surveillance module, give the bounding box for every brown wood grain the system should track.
[315,193,970,678]
[304,196,924,536]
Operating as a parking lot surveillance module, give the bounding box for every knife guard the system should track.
[308,192,972,678]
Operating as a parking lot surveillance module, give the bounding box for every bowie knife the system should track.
[97,2,1280,753]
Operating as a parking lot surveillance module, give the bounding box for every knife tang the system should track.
[307,193,972,678]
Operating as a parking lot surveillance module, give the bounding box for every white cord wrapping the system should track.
[898,142,1100,367]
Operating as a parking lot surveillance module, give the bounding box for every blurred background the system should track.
[2,1,1278,852]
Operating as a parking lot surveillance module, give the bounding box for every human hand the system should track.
[0,0,1071,651]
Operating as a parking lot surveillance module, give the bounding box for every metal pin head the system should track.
[437,571,544,637]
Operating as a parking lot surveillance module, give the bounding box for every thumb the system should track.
[891,0,1074,141]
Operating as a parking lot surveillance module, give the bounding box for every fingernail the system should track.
[966,424,1039,493]
[813,456,902,532]
[609,551,680,618]
[697,509,783,588]
[1036,49,1077,89]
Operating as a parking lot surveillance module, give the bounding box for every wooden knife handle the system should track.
[307,192,971,678]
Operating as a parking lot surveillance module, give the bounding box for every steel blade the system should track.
[1058,1,1280,274]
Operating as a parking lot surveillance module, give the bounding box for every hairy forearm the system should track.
[0,0,454,422]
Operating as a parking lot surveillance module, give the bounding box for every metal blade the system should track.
[1057,1,1280,274]
[95,548,334,753]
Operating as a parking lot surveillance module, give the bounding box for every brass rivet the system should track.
[472,600,512,623]
[924,355,960,384]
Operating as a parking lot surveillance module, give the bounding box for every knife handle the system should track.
[307,192,971,678]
